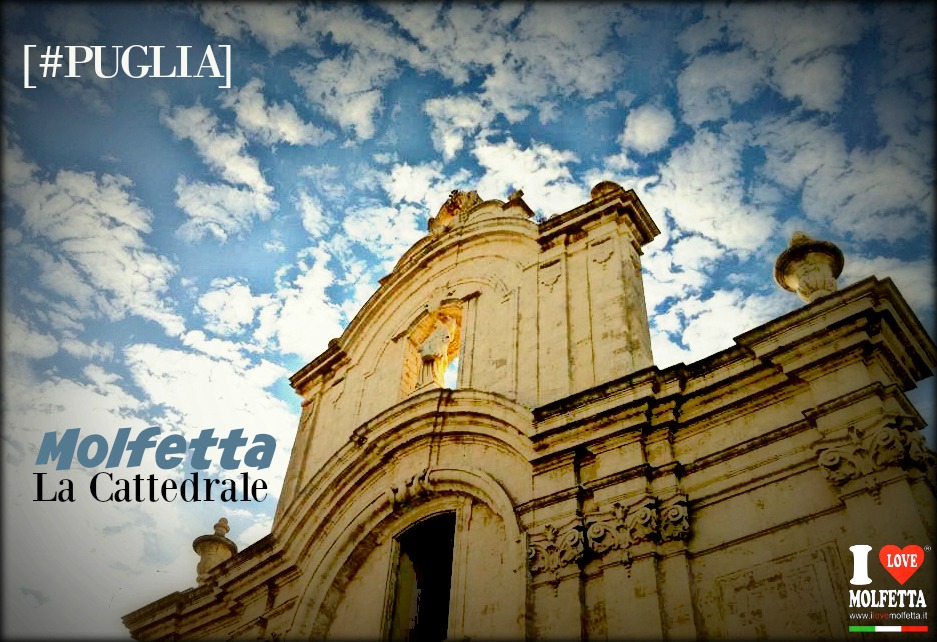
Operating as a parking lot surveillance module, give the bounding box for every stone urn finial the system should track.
[192,517,237,585]
[774,232,844,303]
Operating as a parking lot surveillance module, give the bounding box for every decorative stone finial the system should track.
[192,517,237,584]
[428,189,483,236]
[212,517,230,536]
[774,232,844,303]
[590,180,624,199]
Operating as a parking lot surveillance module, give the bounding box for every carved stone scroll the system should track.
[625,496,659,544]
[528,520,585,581]
[584,502,629,555]
[529,493,693,577]
[658,494,690,542]
[815,416,936,488]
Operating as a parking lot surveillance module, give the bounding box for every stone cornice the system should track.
[537,185,659,249]
[528,277,935,464]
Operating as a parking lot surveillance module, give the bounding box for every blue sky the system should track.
[2,2,934,638]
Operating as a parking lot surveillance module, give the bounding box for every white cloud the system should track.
[381,161,472,216]
[296,191,330,238]
[1,358,196,639]
[24,246,98,312]
[380,3,519,84]
[473,137,587,217]
[221,78,333,146]
[160,103,273,196]
[123,343,295,459]
[2,311,58,361]
[676,48,765,126]
[199,3,307,54]
[298,164,347,202]
[291,52,397,140]
[201,3,635,141]
[645,126,777,253]
[384,3,632,127]
[754,116,932,242]
[255,245,345,361]
[423,96,493,160]
[476,3,629,123]
[3,135,184,336]
[342,202,426,269]
[181,329,257,367]
[197,277,265,336]
[678,4,868,118]
[264,238,286,253]
[234,514,274,550]
[722,4,867,113]
[841,255,935,318]
[305,3,421,62]
[174,178,276,243]
[670,234,723,269]
[44,5,100,42]
[651,288,795,368]
[641,236,715,316]
[774,53,848,114]
[620,103,676,154]
[60,337,113,361]
[18,291,85,335]
[870,2,934,157]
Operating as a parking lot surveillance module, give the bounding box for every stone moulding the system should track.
[527,492,691,580]
[814,415,936,489]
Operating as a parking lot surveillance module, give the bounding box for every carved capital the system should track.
[815,416,936,488]
[584,502,629,555]
[539,493,693,572]
[625,496,659,544]
[816,445,865,485]
[528,520,584,580]
[659,494,690,542]
[583,495,662,561]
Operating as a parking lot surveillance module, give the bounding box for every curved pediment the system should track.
[274,387,534,546]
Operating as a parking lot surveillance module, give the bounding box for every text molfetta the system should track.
[33,427,275,503]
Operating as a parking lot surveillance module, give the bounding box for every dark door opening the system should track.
[389,512,456,641]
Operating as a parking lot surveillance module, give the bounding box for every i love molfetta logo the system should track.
[847,544,930,634]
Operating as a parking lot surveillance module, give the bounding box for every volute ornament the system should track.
[528,520,585,580]
[815,416,935,488]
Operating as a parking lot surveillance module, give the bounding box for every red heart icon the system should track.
[879,545,925,585]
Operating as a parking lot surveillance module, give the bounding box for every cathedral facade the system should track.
[125,183,936,640]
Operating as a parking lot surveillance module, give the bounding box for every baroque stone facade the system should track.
[124,184,936,640]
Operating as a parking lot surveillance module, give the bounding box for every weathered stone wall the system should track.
[124,187,935,641]
[277,185,658,519]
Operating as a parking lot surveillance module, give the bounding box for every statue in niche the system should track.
[417,314,457,388]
